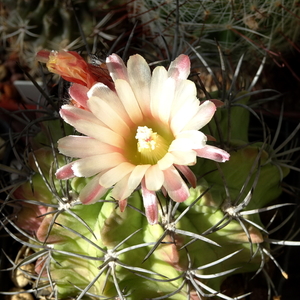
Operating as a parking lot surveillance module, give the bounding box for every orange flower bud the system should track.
[36,50,113,89]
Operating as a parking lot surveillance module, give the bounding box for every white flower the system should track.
[56,54,230,224]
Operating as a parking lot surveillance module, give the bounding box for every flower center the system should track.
[135,126,157,151]
[135,126,169,165]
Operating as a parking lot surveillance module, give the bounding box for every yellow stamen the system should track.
[135,126,169,164]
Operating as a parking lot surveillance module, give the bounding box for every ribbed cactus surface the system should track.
[1,50,293,300]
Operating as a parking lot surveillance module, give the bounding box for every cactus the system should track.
[0,0,127,76]
[1,44,299,300]
[126,0,300,66]
[2,0,299,82]
[1,1,300,299]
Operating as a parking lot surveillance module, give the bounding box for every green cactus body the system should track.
[10,141,286,299]
[7,77,291,299]
[1,20,296,298]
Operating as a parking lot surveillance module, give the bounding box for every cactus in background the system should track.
[126,0,300,66]
[1,0,299,84]
[0,0,127,76]
[1,45,299,300]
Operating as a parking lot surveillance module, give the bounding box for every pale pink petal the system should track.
[128,164,151,189]
[169,139,196,152]
[119,199,127,212]
[55,162,75,180]
[150,66,168,119]
[111,173,132,201]
[69,83,89,108]
[115,79,143,123]
[145,164,164,191]
[60,104,104,127]
[99,162,135,188]
[166,181,189,203]
[162,166,184,190]
[60,106,124,148]
[170,98,201,135]
[168,54,190,80]
[182,100,216,131]
[87,96,131,136]
[111,165,150,201]
[79,174,108,204]
[158,77,176,124]
[175,164,197,188]
[72,153,126,177]
[163,166,190,202]
[195,145,230,162]
[175,130,207,144]
[127,54,151,116]
[171,150,197,165]
[169,140,196,154]
[141,179,158,225]
[58,136,119,158]
[161,186,167,198]
[87,83,132,125]
[87,82,107,98]
[106,53,129,82]
[170,80,197,119]
[157,153,174,170]
[169,131,207,152]
[76,121,124,148]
